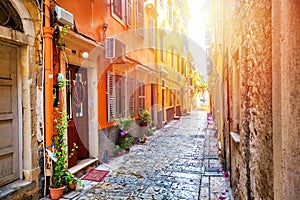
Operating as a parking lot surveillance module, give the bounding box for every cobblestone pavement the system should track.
[63,111,232,200]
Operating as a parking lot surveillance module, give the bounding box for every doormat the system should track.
[81,169,109,182]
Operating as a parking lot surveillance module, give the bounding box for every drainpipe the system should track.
[43,0,54,148]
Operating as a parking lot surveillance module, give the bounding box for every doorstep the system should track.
[68,158,98,177]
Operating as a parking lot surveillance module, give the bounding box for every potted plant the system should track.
[64,171,82,190]
[138,108,152,126]
[49,73,76,199]
[114,145,124,156]
[117,117,134,132]
[115,117,134,152]
[49,110,68,199]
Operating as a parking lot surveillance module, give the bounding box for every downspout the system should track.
[43,0,53,149]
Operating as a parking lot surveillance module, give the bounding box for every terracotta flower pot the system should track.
[49,186,65,200]
[67,182,77,190]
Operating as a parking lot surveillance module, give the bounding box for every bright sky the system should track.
[188,0,207,48]
[187,0,208,76]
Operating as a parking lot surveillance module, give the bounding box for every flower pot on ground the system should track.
[49,186,65,200]
[64,171,82,191]
[114,145,124,156]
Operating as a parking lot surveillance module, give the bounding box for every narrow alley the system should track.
[58,111,231,200]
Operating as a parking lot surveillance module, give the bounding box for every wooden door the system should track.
[66,65,89,168]
[0,42,19,186]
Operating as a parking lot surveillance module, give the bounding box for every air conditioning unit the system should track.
[55,6,74,28]
[106,37,126,59]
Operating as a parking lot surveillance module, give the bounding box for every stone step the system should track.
[68,158,98,178]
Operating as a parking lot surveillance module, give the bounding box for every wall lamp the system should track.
[103,22,108,33]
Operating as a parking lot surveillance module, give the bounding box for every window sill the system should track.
[230,132,240,143]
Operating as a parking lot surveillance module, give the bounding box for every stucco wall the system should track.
[272,1,300,199]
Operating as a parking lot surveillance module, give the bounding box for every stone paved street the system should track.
[63,111,232,200]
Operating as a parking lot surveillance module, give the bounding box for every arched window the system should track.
[0,0,23,32]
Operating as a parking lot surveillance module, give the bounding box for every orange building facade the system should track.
[0,0,199,198]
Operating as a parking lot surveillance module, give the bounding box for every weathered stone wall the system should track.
[98,126,119,163]
[225,0,273,199]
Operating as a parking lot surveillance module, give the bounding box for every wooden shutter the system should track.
[128,78,136,116]
[126,0,132,26]
[115,75,125,118]
[107,72,116,122]
[160,35,164,61]
[138,81,145,109]
[135,0,144,38]
[149,18,155,49]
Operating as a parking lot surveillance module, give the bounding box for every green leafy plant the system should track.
[114,145,122,153]
[64,171,82,186]
[52,110,68,188]
[117,117,133,131]
[121,134,134,149]
[147,128,154,136]
[51,73,77,189]
[138,108,152,125]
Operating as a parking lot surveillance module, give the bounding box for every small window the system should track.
[112,0,126,24]
[167,4,172,23]
[115,75,126,118]
[160,35,164,61]
[137,81,145,109]
[149,18,156,49]
[135,0,145,38]
[160,0,164,8]
[126,0,133,26]
[128,78,136,116]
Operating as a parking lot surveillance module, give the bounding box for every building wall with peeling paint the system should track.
[207,0,300,199]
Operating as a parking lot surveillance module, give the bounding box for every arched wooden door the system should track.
[66,65,89,168]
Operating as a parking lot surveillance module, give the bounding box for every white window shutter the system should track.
[106,37,115,58]
[107,72,116,122]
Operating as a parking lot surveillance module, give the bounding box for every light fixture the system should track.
[103,22,108,32]
[81,52,89,59]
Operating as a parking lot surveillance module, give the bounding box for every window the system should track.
[149,18,155,49]
[115,75,126,118]
[169,90,173,106]
[128,78,136,116]
[160,35,164,61]
[126,0,132,26]
[107,72,116,122]
[160,0,164,8]
[135,0,144,38]
[181,59,185,75]
[137,81,145,109]
[171,51,174,68]
[111,0,127,25]
[167,4,172,23]
[177,54,180,72]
